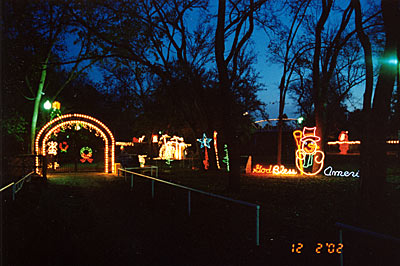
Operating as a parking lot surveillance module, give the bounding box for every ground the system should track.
[2,170,400,266]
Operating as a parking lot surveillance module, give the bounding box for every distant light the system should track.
[44,100,52,110]
[297,116,304,124]
[52,101,61,110]
[388,58,398,65]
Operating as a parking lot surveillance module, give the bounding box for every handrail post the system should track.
[156,166,158,178]
[130,174,134,190]
[188,191,191,216]
[339,229,343,266]
[151,180,155,199]
[256,205,260,246]
[151,167,153,177]
[117,168,120,177]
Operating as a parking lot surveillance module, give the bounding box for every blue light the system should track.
[197,133,212,149]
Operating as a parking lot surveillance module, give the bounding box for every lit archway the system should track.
[35,114,115,174]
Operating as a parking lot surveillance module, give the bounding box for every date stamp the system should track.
[291,243,343,254]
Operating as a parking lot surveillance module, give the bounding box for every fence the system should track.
[117,167,261,246]
[0,171,35,201]
[335,222,400,266]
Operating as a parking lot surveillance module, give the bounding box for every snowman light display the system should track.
[293,127,325,176]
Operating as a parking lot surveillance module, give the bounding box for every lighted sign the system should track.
[222,144,230,172]
[152,134,158,143]
[213,131,221,169]
[197,133,212,170]
[293,127,325,176]
[47,141,58,155]
[59,141,69,153]
[323,166,359,178]
[252,164,297,175]
[80,147,93,163]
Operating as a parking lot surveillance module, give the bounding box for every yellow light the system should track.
[252,164,297,175]
[52,101,61,110]
[327,141,361,145]
[138,155,146,167]
[327,140,398,144]
[158,134,189,160]
[213,131,221,170]
[293,127,325,176]
[116,142,134,146]
[138,135,145,143]
[47,141,58,155]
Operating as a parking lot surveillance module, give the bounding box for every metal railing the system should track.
[0,182,15,193]
[335,222,400,266]
[0,171,35,200]
[118,167,261,246]
[123,166,159,189]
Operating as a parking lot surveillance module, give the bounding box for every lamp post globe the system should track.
[44,100,52,110]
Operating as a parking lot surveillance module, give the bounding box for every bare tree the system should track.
[215,0,266,191]
[356,0,400,201]
[259,0,312,164]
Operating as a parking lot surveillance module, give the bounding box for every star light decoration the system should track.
[197,133,212,170]
[197,133,212,149]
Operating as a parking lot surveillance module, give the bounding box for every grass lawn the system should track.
[3,166,399,265]
[138,165,400,265]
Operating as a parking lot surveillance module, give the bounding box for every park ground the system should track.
[1,169,400,266]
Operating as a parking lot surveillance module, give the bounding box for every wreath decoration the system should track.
[80,146,93,163]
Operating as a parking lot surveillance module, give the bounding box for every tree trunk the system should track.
[312,0,332,153]
[215,0,241,193]
[360,0,399,201]
[30,55,50,154]
[277,76,286,165]
[353,0,375,200]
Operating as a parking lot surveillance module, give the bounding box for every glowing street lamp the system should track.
[43,100,52,110]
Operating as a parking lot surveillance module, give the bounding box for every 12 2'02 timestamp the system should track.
[291,243,343,254]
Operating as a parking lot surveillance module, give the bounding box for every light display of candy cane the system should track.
[293,127,325,176]
[197,133,212,170]
[80,147,93,163]
[213,131,221,170]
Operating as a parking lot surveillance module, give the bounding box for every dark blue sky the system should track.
[65,1,368,122]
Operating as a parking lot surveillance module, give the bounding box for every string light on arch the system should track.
[37,115,114,173]
[42,121,109,172]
